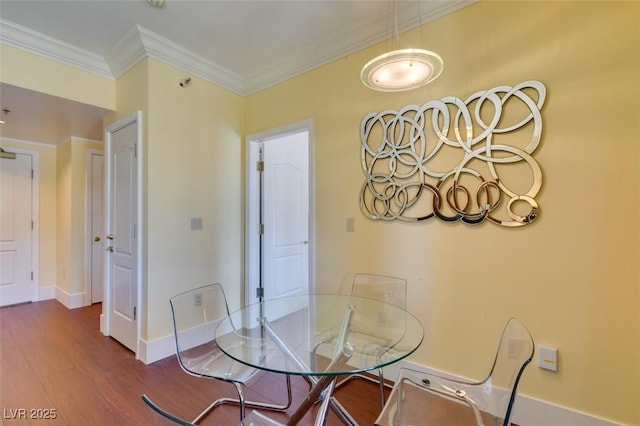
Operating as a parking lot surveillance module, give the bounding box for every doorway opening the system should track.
[85,149,104,306]
[245,120,314,305]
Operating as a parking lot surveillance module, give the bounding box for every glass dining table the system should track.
[215,294,424,425]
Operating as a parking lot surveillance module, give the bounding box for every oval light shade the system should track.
[361,48,443,92]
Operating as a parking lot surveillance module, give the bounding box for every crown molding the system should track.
[0,19,112,78]
[109,25,246,95]
[1,0,476,96]
[105,26,148,80]
[1,18,247,95]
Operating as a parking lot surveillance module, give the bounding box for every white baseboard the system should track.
[511,394,624,426]
[138,321,219,365]
[396,360,624,426]
[135,336,623,426]
[55,287,85,309]
[36,285,56,301]
[138,332,176,365]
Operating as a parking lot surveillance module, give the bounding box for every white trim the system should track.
[103,111,143,359]
[245,119,316,306]
[36,285,56,301]
[30,151,40,305]
[0,19,112,78]
[100,313,105,335]
[105,26,147,80]
[71,136,103,146]
[138,319,223,365]
[512,394,624,426]
[55,286,85,309]
[138,321,222,365]
[0,137,58,148]
[138,333,176,365]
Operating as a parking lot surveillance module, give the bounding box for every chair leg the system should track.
[378,368,386,408]
[334,369,391,408]
[193,374,293,424]
[141,394,196,426]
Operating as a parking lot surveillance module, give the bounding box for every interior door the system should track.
[90,153,104,303]
[262,131,309,300]
[0,152,33,306]
[106,119,138,353]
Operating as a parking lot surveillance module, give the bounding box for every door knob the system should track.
[106,246,114,252]
[106,234,114,240]
[94,236,101,242]
[303,240,309,244]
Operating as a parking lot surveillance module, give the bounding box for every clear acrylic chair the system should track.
[237,410,285,426]
[374,318,534,426]
[141,394,195,425]
[143,283,292,424]
[330,273,408,408]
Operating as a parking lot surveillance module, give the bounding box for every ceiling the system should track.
[0,0,473,145]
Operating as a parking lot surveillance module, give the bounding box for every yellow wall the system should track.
[107,59,246,341]
[54,138,103,297]
[0,44,115,110]
[145,59,245,340]
[55,141,71,294]
[246,1,640,424]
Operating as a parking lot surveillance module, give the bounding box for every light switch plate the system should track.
[190,217,203,230]
[346,217,355,232]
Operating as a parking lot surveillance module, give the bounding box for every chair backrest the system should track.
[374,318,534,426]
[349,274,408,343]
[351,273,407,309]
[169,283,231,376]
[482,317,535,425]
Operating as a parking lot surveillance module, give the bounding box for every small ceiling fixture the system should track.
[361,1,443,92]
[0,148,16,159]
[147,0,165,8]
[0,108,9,125]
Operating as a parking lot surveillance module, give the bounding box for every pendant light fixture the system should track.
[361,1,443,92]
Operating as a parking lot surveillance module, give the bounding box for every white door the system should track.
[90,153,104,304]
[105,118,139,353]
[0,152,33,306]
[262,131,309,300]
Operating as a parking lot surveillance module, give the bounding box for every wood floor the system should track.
[0,300,386,426]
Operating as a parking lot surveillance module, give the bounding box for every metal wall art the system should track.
[359,80,546,227]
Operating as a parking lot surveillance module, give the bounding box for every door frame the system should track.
[84,149,104,306]
[0,145,40,303]
[102,111,143,358]
[245,119,315,305]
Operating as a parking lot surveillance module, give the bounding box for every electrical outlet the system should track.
[194,293,203,307]
[538,346,558,372]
